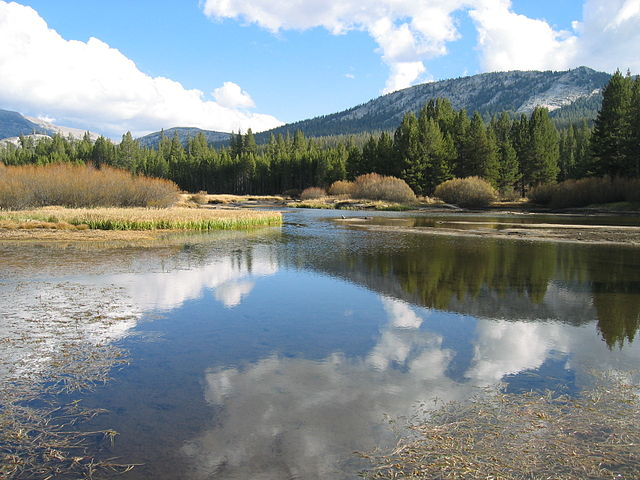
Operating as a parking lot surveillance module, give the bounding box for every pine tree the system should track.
[525,107,559,186]
[590,70,632,177]
[627,76,640,177]
[460,111,499,185]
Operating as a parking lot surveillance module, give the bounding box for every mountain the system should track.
[0,109,50,139]
[136,127,231,149]
[255,66,610,141]
[0,108,99,142]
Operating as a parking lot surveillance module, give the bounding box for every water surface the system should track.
[2,209,639,479]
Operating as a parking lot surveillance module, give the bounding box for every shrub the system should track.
[190,191,209,205]
[0,164,180,209]
[300,187,326,200]
[352,173,416,203]
[328,180,356,196]
[527,177,640,208]
[434,177,497,208]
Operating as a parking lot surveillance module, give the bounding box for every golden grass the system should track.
[0,207,282,231]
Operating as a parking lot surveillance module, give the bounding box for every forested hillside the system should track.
[1,71,636,202]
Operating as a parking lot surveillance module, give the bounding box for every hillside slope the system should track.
[256,66,609,140]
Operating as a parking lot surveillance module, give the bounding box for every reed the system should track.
[0,207,282,231]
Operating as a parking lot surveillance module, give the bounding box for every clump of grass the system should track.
[528,176,640,208]
[359,373,640,480]
[0,207,282,231]
[300,187,327,200]
[434,176,497,208]
[0,163,180,209]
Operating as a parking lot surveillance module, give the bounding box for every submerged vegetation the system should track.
[0,206,282,231]
[359,374,640,480]
[0,282,140,479]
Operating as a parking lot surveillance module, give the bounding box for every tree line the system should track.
[0,71,637,197]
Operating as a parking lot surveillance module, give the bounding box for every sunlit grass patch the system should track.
[359,373,640,480]
[0,207,282,231]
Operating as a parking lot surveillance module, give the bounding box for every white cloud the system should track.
[202,0,468,93]
[203,0,640,98]
[0,1,282,137]
[212,81,256,109]
[469,0,578,72]
[469,0,640,73]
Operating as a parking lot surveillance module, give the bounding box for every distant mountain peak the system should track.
[255,66,611,141]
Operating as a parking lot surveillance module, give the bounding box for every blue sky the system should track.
[0,1,638,137]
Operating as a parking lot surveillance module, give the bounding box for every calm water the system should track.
[2,209,640,479]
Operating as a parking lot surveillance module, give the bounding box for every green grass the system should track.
[0,207,282,231]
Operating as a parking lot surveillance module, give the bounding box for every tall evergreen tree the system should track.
[524,107,560,186]
[590,70,632,176]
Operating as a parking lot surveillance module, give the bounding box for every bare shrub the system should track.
[0,164,180,209]
[328,180,356,196]
[528,177,639,208]
[190,191,209,205]
[434,176,497,208]
[300,187,326,200]
[352,173,416,203]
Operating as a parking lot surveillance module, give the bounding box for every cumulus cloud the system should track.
[202,0,467,93]
[469,0,578,72]
[0,1,282,137]
[203,0,640,96]
[212,81,256,109]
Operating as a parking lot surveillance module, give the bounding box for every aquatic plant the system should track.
[0,207,282,231]
[359,373,640,480]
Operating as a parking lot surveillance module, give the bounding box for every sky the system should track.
[0,0,639,139]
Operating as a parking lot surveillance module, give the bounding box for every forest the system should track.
[0,71,638,198]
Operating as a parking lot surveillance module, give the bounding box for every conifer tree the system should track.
[524,107,559,186]
[590,70,632,176]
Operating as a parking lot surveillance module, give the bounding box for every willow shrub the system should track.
[328,174,416,203]
[434,177,497,208]
[0,163,180,209]
[327,180,356,196]
[300,187,327,200]
[528,176,640,208]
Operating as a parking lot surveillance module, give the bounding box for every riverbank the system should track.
[338,216,640,246]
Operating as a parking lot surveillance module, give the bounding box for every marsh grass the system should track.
[359,374,640,480]
[0,207,282,231]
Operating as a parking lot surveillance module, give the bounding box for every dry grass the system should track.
[0,207,282,231]
[359,373,640,480]
[434,176,498,208]
[0,163,180,209]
